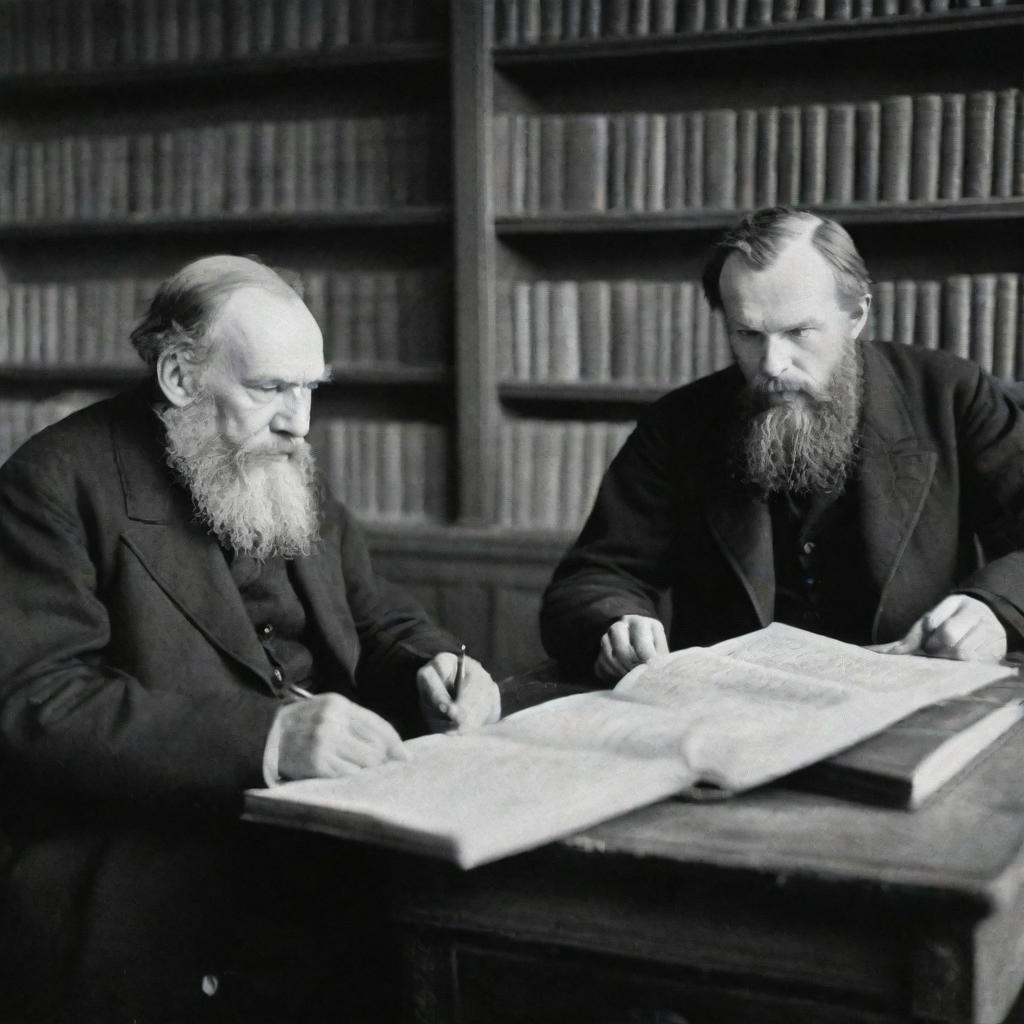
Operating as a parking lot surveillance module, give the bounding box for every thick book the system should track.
[244,624,1013,870]
[790,679,1023,809]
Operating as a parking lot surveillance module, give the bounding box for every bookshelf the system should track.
[1,0,1023,674]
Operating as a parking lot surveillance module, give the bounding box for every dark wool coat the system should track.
[542,341,1024,674]
[0,381,456,1022]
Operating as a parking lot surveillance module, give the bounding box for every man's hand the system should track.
[883,595,1008,663]
[594,614,669,684]
[417,652,501,733]
[276,693,408,780]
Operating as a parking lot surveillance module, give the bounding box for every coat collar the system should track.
[699,344,937,639]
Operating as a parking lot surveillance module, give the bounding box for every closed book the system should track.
[378,422,404,521]
[880,95,912,203]
[854,100,881,203]
[735,108,757,210]
[703,108,737,209]
[636,281,659,382]
[910,94,941,202]
[671,281,695,384]
[1016,91,1024,196]
[565,115,609,212]
[964,90,996,199]
[777,105,801,205]
[401,423,428,522]
[627,114,649,213]
[512,281,532,380]
[916,280,942,351]
[942,275,972,360]
[539,115,566,212]
[654,281,674,380]
[549,281,581,381]
[992,274,1019,381]
[791,680,1024,810]
[608,114,629,211]
[970,274,997,374]
[610,280,639,381]
[825,103,855,205]
[684,111,704,209]
[561,421,588,531]
[801,104,827,205]
[578,280,612,381]
[532,423,563,529]
[532,280,552,380]
[755,107,778,207]
[939,93,965,201]
[646,113,667,212]
[665,112,686,210]
[992,88,1018,199]
[564,0,584,38]
[653,0,676,32]
[692,289,712,380]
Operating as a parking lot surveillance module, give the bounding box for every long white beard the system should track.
[737,341,863,495]
[160,395,321,561]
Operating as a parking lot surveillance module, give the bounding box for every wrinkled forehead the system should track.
[209,288,326,380]
[719,242,845,325]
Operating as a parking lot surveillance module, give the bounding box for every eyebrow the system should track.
[246,367,334,388]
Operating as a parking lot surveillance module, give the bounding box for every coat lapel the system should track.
[856,347,938,641]
[290,529,359,688]
[111,384,273,688]
[699,432,774,629]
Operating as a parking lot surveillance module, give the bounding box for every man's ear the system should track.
[156,349,199,409]
[850,292,871,341]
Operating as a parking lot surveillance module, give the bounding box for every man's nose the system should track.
[272,388,311,438]
[759,335,791,379]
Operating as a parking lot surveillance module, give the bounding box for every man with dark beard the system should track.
[0,255,499,1023]
[541,207,1024,683]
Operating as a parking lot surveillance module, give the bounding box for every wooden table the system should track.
[391,674,1024,1024]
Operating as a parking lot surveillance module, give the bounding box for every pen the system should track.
[454,643,466,701]
[286,683,315,701]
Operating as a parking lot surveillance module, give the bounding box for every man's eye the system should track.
[791,327,812,339]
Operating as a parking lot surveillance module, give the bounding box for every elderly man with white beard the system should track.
[541,207,1024,683]
[0,255,499,1024]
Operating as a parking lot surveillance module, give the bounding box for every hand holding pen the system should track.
[416,645,502,734]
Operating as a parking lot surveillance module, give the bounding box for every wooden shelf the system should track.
[0,42,448,95]
[0,364,450,388]
[500,380,672,406]
[496,199,1024,235]
[366,521,573,560]
[494,8,1024,64]
[0,365,144,385]
[327,364,450,387]
[0,208,453,241]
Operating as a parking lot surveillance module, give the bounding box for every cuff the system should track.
[957,589,1024,651]
[261,708,286,786]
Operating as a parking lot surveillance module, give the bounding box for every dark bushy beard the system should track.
[736,340,864,496]
[160,394,320,562]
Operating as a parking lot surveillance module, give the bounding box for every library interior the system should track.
[2,1,1024,1023]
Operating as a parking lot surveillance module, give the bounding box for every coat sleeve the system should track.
[335,506,459,735]
[0,449,279,815]
[953,369,1024,638]
[540,401,683,675]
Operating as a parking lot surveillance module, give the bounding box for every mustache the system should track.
[749,376,828,403]
[243,438,309,458]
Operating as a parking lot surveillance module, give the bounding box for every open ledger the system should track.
[243,623,1017,869]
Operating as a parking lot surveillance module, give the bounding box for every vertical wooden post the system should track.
[450,0,497,526]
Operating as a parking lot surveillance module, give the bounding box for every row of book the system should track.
[862,274,1024,379]
[494,91,1024,214]
[0,269,451,370]
[0,116,447,224]
[497,279,730,384]
[498,273,1024,385]
[0,0,444,76]
[0,391,105,466]
[496,0,1019,44]
[314,419,449,524]
[497,419,632,530]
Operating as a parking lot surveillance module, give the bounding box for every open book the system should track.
[243,623,1016,869]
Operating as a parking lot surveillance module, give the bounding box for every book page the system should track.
[711,622,1011,696]
[245,732,687,869]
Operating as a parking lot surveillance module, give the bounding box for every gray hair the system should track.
[130,254,302,370]
[702,207,872,314]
